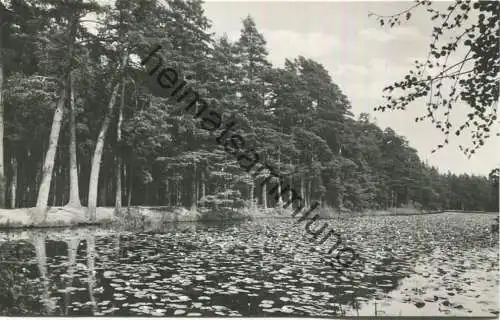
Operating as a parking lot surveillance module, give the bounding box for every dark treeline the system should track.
[0,0,497,220]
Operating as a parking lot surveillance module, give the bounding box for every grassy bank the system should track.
[0,205,300,229]
[0,204,465,229]
[0,205,247,229]
[0,206,116,229]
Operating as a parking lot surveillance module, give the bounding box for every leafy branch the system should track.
[371,0,499,157]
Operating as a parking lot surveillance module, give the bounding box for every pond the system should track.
[0,212,498,317]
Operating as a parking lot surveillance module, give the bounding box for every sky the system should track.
[201,1,499,176]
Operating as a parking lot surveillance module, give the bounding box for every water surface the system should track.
[0,212,498,317]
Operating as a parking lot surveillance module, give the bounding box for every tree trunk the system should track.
[249,180,254,207]
[300,173,305,205]
[307,178,312,208]
[17,152,26,207]
[99,173,107,207]
[338,183,344,211]
[115,155,122,212]
[10,156,16,208]
[52,168,57,206]
[87,82,120,221]
[288,160,293,204]
[115,80,125,215]
[191,162,197,210]
[276,147,282,205]
[127,166,133,208]
[123,163,127,201]
[36,89,66,215]
[262,182,267,209]
[165,179,170,206]
[201,171,206,202]
[108,168,113,205]
[66,71,81,207]
[58,160,65,205]
[36,7,78,214]
[0,23,5,208]
[176,180,181,206]
[195,177,199,207]
[88,49,128,220]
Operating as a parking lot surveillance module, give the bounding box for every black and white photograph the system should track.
[0,0,498,318]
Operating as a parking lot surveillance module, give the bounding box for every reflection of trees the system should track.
[114,233,120,258]
[86,233,97,315]
[0,229,106,316]
[31,231,56,314]
[63,236,80,315]
[0,240,41,315]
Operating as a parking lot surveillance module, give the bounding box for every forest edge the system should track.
[141,44,358,273]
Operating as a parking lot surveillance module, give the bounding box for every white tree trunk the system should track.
[36,89,66,215]
[10,156,16,208]
[276,147,282,205]
[191,162,197,210]
[115,79,125,215]
[88,52,128,221]
[249,180,254,207]
[0,26,5,208]
[262,183,267,209]
[87,82,120,221]
[127,165,133,207]
[36,8,77,216]
[67,71,81,207]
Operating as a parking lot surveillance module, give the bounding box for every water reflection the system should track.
[32,231,54,313]
[0,213,497,317]
[86,233,98,315]
[64,236,79,315]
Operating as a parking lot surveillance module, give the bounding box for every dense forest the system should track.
[0,0,497,221]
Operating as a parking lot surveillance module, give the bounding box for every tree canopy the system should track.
[0,0,496,216]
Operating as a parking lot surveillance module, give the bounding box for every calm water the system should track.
[0,212,498,317]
